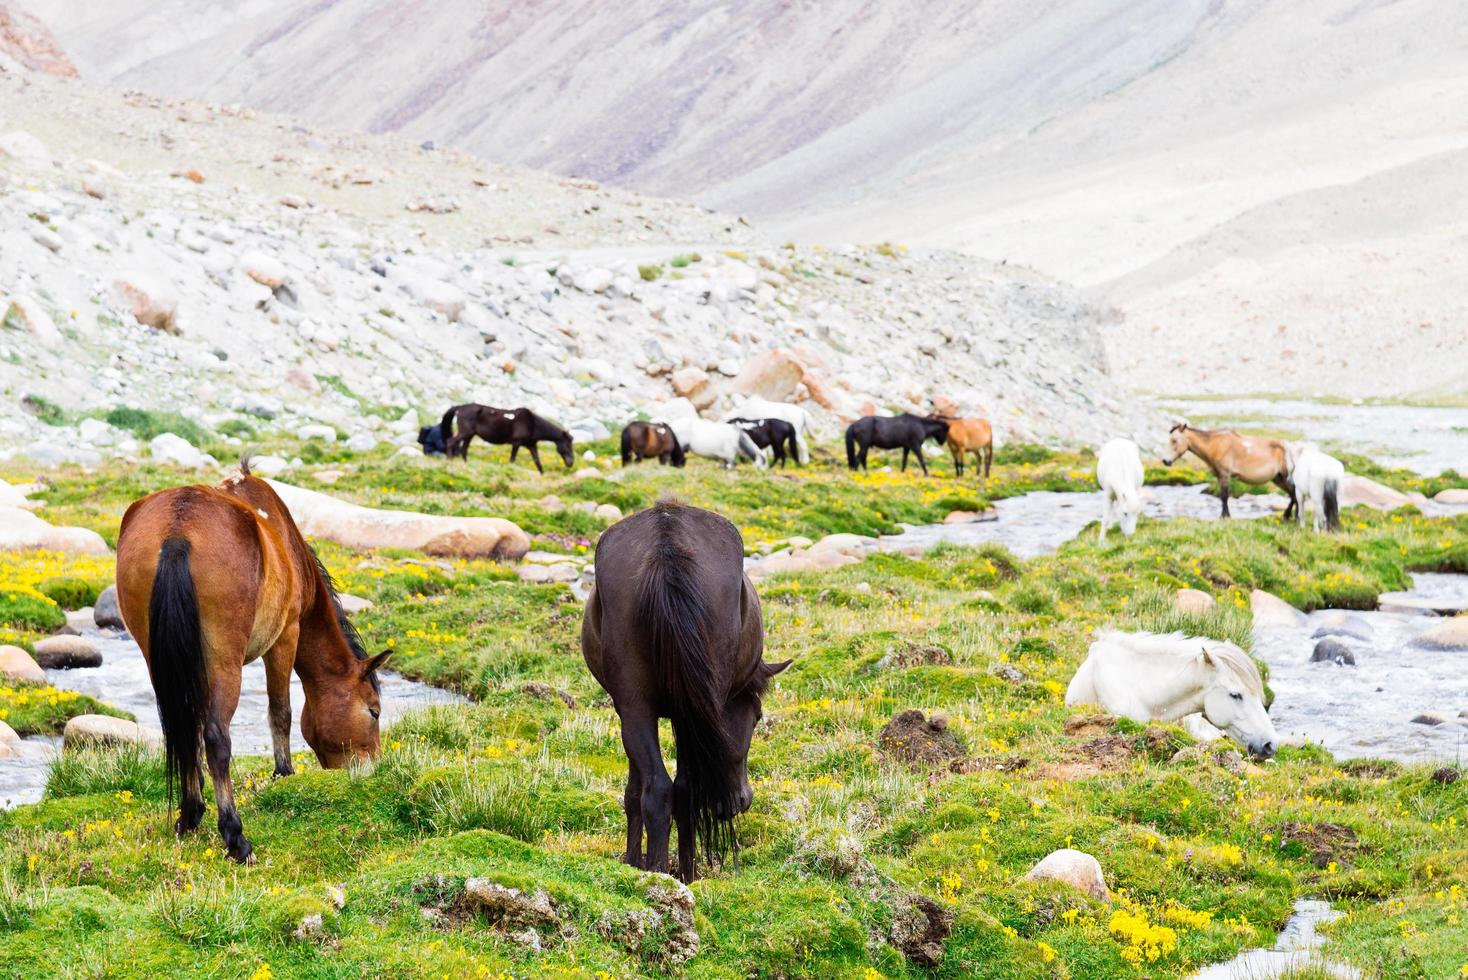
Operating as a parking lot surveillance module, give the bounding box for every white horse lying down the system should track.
[722,396,813,464]
[1096,438,1144,541]
[665,417,766,469]
[1287,443,1343,532]
[1066,630,1277,759]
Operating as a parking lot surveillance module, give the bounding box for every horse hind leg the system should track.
[622,756,645,868]
[619,708,673,874]
[673,765,696,883]
[203,674,252,863]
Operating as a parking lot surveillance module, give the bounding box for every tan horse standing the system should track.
[1161,423,1296,519]
[115,461,389,862]
[942,417,994,479]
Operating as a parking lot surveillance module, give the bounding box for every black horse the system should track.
[845,414,950,475]
[582,501,789,882]
[439,404,574,473]
[728,418,799,468]
[417,425,447,456]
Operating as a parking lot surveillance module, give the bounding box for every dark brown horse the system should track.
[621,421,686,467]
[729,418,799,468]
[115,460,389,863]
[845,413,950,475]
[582,501,789,882]
[439,404,575,473]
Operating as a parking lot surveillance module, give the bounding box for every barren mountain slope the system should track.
[0,66,1158,468]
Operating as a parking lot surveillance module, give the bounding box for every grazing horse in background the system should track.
[582,501,789,882]
[722,397,813,464]
[440,404,575,473]
[1288,443,1344,532]
[845,414,950,475]
[1066,630,1277,759]
[665,417,766,469]
[115,460,389,863]
[417,425,447,456]
[941,417,995,479]
[1162,423,1295,519]
[729,418,798,468]
[621,421,686,467]
[1096,438,1145,540]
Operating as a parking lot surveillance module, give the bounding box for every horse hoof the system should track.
[273,764,294,778]
[229,839,255,864]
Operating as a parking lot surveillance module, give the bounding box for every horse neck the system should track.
[1184,428,1225,465]
[1122,647,1207,721]
[534,416,562,439]
[293,583,361,689]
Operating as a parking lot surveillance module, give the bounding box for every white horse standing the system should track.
[665,417,766,469]
[1287,443,1343,532]
[1066,630,1277,759]
[1096,438,1145,541]
[722,397,814,464]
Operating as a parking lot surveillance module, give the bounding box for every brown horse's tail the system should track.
[636,530,739,866]
[620,425,634,466]
[147,536,207,810]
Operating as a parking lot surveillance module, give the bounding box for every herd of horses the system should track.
[112,404,1347,878]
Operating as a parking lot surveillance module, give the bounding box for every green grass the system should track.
[0,452,1465,977]
[0,682,131,736]
[102,407,210,447]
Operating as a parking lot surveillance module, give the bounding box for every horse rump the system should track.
[146,536,207,811]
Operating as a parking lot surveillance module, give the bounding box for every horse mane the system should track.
[636,501,742,865]
[530,410,570,441]
[306,544,374,685]
[1095,629,1264,698]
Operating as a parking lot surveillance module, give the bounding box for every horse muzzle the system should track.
[1247,739,1276,761]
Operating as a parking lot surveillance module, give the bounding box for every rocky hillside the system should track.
[31,0,1468,399]
[0,65,1157,468]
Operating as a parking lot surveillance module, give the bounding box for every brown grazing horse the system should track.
[1162,423,1296,519]
[620,421,686,467]
[941,417,994,479]
[115,461,389,863]
[582,501,789,882]
[439,404,575,472]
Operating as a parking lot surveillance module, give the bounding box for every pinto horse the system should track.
[941,417,994,479]
[1162,423,1295,519]
[115,460,389,863]
[582,501,789,882]
[621,421,686,467]
[845,414,949,475]
[729,418,798,468]
[439,404,575,472]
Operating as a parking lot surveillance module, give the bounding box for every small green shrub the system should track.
[0,589,64,631]
[637,263,662,281]
[103,407,209,446]
[21,395,68,427]
[36,577,103,611]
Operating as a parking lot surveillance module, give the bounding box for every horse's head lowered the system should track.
[718,657,793,817]
[555,430,575,468]
[1197,643,1276,760]
[301,648,391,768]
[1161,422,1191,466]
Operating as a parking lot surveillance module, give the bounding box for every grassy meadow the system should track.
[0,433,1465,978]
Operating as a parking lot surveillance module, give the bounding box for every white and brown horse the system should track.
[1162,423,1295,519]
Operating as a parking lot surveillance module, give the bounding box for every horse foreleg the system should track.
[203,679,252,863]
[673,767,697,883]
[527,444,545,474]
[951,449,963,477]
[900,447,910,472]
[983,446,992,480]
[264,625,298,777]
[916,445,930,477]
[620,710,673,875]
[622,756,645,868]
[1215,472,1231,518]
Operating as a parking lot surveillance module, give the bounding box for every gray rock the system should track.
[1310,638,1357,666]
[63,714,161,750]
[94,585,125,629]
[1411,712,1446,726]
[33,635,102,669]
[1310,614,1373,642]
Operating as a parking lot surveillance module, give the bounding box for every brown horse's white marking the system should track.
[1162,423,1295,519]
[116,461,388,863]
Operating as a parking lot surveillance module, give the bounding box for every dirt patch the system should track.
[880,709,966,766]
[874,642,953,671]
[951,756,1030,775]
[1340,759,1400,780]
[1272,822,1364,869]
[1072,734,1137,770]
[521,681,578,709]
[1063,713,1117,738]
[1431,766,1461,785]
[889,892,953,967]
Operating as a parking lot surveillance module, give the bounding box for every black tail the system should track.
[637,529,739,866]
[147,536,207,809]
[439,406,457,445]
[621,426,633,466]
[845,429,858,470]
[1323,477,1340,531]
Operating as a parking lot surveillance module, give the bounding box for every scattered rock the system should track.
[0,506,111,555]
[93,585,124,628]
[63,714,161,750]
[942,509,997,524]
[1174,588,1216,615]
[1416,617,1468,650]
[1310,638,1356,666]
[1411,712,1446,726]
[1251,589,1307,628]
[111,268,178,332]
[0,645,45,682]
[1310,612,1373,642]
[336,593,373,614]
[593,503,622,522]
[297,423,337,442]
[150,432,206,468]
[879,709,966,765]
[1022,848,1110,902]
[874,641,952,671]
[1340,476,1412,511]
[991,663,1028,683]
[889,892,953,967]
[0,129,52,166]
[1271,821,1361,869]
[4,296,61,347]
[727,349,807,402]
[521,681,577,709]
[248,455,291,477]
[240,250,289,288]
[461,879,558,928]
[33,634,101,669]
[1433,489,1468,505]
[1431,766,1461,785]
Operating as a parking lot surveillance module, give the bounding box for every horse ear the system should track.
[1199,646,1215,667]
[761,658,793,678]
[364,650,392,674]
